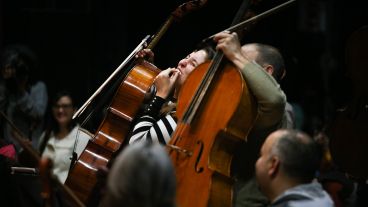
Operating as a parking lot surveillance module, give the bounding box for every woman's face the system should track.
[1,65,16,79]
[175,49,208,88]
[52,96,75,127]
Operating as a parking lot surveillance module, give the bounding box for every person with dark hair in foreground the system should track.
[99,141,176,207]
[255,129,333,206]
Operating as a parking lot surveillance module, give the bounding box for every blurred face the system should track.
[255,131,281,197]
[175,49,208,88]
[52,96,75,127]
[1,65,16,79]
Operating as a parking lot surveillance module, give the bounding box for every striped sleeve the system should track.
[129,114,177,145]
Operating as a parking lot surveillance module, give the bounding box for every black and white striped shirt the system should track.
[129,97,177,145]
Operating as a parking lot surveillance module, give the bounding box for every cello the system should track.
[0,111,85,207]
[64,1,207,204]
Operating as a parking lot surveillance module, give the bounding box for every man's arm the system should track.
[214,31,286,129]
[15,81,48,120]
[240,61,286,130]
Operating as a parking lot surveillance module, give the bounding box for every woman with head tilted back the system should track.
[129,46,215,145]
[38,90,91,183]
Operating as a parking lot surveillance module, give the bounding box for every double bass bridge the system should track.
[167,144,193,157]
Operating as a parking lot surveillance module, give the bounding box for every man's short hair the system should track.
[252,43,285,82]
[272,129,323,182]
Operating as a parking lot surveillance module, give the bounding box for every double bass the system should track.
[167,1,296,206]
[329,25,368,180]
[64,1,207,204]
[168,58,257,206]
[167,1,258,205]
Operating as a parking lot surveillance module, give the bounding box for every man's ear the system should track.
[268,156,280,178]
[264,65,274,76]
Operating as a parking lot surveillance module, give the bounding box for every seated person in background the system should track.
[38,90,91,183]
[99,141,176,207]
[255,129,333,206]
[0,44,48,150]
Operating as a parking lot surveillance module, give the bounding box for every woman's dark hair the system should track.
[0,44,39,84]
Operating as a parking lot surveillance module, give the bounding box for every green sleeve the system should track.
[240,62,286,130]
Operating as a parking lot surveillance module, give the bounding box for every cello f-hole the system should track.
[194,140,204,173]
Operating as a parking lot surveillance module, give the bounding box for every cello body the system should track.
[169,61,257,207]
[65,60,160,203]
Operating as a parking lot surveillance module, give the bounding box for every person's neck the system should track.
[269,176,302,202]
[56,125,70,139]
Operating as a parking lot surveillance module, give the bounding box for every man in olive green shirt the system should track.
[214,31,294,207]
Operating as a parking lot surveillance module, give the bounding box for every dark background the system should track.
[1,0,367,134]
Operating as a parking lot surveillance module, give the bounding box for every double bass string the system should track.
[169,53,225,151]
[182,52,225,124]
